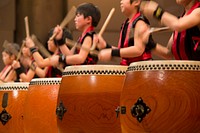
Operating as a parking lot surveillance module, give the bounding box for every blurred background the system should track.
[0,0,183,69]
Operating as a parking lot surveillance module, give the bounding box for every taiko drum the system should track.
[120,60,200,133]
[56,65,127,133]
[23,78,61,133]
[0,82,29,133]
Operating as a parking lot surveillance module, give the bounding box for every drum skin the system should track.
[0,82,29,133]
[120,61,200,133]
[57,65,127,133]
[23,78,61,133]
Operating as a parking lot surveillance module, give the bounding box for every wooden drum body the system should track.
[120,60,200,132]
[0,82,29,133]
[23,78,61,133]
[56,65,127,133]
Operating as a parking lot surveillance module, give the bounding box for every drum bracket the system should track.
[115,106,126,118]
[0,92,12,125]
[56,101,67,120]
[115,106,120,118]
[130,97,151,123]
[0,109,12,125]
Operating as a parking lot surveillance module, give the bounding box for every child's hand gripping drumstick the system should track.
[90,8,115,53]
[50,6,76,41]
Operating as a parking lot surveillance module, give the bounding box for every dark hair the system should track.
[3,43,20,56]
[76,3,101,27]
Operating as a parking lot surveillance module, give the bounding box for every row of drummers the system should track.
[1,61,200,133]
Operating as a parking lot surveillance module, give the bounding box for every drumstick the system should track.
[60,6,76,28]
[99,8,115,36]
[128,26,171,41]
[31,34,51,58]
[24,16,30,37]
[17,41,25,61]
[65,39,99,56]
[50,6,76,40]
[149,26,171,33]
[16,17,28,60]
[16,16,30,61]
[90,8,115,51]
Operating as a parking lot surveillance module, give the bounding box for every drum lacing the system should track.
[0,86,28,90]
[128,64,200,71]
[63,70,126,76]
[29,80,61,85]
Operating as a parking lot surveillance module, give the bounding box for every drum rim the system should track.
[129,60,200,65]
[128,60,200,71]
[63,65,128,76]
[30,78,61,85]
[64,65,127,70]
[0,82,29,90]
[30,78,61,81]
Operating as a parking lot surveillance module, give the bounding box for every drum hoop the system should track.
[0,82,29,90]
[30,78,61,85]
[128,60,200,72]
[63,65,127,76]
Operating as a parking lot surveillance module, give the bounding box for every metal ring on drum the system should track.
[23,78,61,133]
[120,60,200,132]
[0,82,29,133]
[56,65,127,133]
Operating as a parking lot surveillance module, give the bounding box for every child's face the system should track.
[74,13,90,31]
[120,0,134,16]
[2,51,14,65]
[22,45,31,57]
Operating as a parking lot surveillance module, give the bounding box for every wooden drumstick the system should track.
[17,41,25,61]
[99,8,115,36]
[24,16,30,37]
[65,38,99,56]
[90,8,115,51]
[60,6,76,28]
[50,6,76,40]
[149,26,171,33]
[31,34,51,58]
[16,16,30,61]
